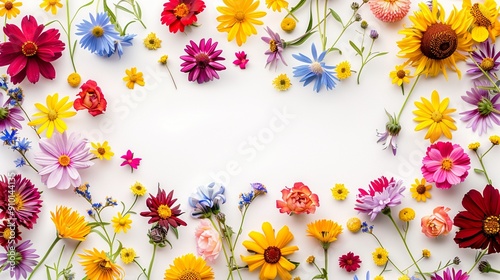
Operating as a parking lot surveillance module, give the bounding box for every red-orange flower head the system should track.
[73,80,107,116]
[160,0,206,33]
[276,182,320,215]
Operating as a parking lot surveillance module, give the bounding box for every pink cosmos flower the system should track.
[421,206,453,238]
[233,51,249,69]
[194,219,221,262]
[421,142,470,189]
[34,132,94,190]
[276,182,319,215]
[368,0,411,22]
[355,176,405,221]
[120,149,141,172]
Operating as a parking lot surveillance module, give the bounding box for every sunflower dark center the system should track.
[195,53,210,69]
[397,70,406,79]
[98,258,111,269]
[280,79,286,85]
[478,97,495,116]
[420,23,458,60]
[174,3,189,18]
[22,41,38,57]
[4,1,13,10]
[480,57,495,71]
[179,269,202,280]
[483,215,500,235]
[471,3,491,27]
[264,246,281,264]
[416,185,427,194]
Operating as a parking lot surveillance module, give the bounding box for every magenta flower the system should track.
[34,132,94,190]
[180,38,226,83]
[233,51,249,69]
[0,93,24,131]
[120,149,141,172]
[261,26,287,69]
[0,240,39,280]
[460,81,500,135]
[466,39,500,80]
[354,176,405,221]
[431,268,469,280]
[421,141,470,189]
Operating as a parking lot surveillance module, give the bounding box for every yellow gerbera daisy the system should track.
[27,93,76,138]
[306,219,343,249]
[164,253,214,280]
[111,212,132,233]
[390,64,412,86]
[40,0,63,15]
[130,181,147,196]
[143,32,162,50]
[91,141,114,160]
[336,61,352,80]
[123,67,145,89]
[120,248,136,264]
[397,0,473,79]
[0,0,22,19]
[266,0,288,12]
[331,183,349,200]
[80,248,124,280]
[410,178,432,202]
[241,222,299,280]
[272,73,291,91]
[51,206,91,241]
[216,0,267,46]
[372,247,389,266]
[463,0,500,42]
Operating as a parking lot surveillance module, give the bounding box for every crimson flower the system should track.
[0,15,65,84]
[233,51,249,69]
[180,38,226,84]
[160,0,206,33]
[140,186,187,230]
[338,251,362,272]
[120,150,141,172]
[73,80,107,116]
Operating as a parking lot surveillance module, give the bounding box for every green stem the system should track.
[284,8,299,22]
[209,217,234,280]
[475,148,493,185]
[65,0,77,73]
[146,244,157,280]
[321,0,328,52]
[16,149,38,173]
[468,249,488,274]
[65,241,82,270]
[369,233,405,274]
[165,65,178,90]
[356,35,373,85]
[3,16,6,41]
[133,259,147,278]
[324,247,329,280]
[15,101,41,139]
[27,237,61,280]
[396,74,421,122]
[95,210,114,253]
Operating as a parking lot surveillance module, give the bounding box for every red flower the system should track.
[73,80,107,116]
[0,220,22,248]
[338,251,362,272]
[454,185,500,254]
[0,15,65,84]
[276,182,320,215]
[140,187,187,230]
[233,51,249,69]
[120,150,141,172]
[160,0,206,33]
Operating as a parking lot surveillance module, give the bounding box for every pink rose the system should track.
[194,220,221,262]
[421,206,453,237]
[276,182,320,215]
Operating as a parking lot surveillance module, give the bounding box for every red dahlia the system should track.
[140,186,187,230]
[160,0,206,33]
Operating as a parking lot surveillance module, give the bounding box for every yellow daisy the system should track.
[143,32,162,50]
[336,61,352,80]
[463,0,500,42]
[216,0,267,46]
[51,206,91,241]
[130,181,147,196]
[111,212,132,233]
[397,0,473,79]
[265,0,288,12]
[40,0,63,15]
[0,0,22,19]
[80,248,124,280]
[123,67,145,89]
[306,219,343,249]
[164,253,214,280]
[410,178,432,202]
[28,93,76,138]
[272,73,291,91]
[120,248,136,264]
[241,222,299,280]
[331,183,349,200]
[413,90,457,143]
[91,141,114,160]
[372,247,389,266]
[390,64,412,86]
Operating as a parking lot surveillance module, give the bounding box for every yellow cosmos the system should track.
[51,206,91,241]
[40,0,63,15]
[390,64,412,86]
[241,222,299,280]
[123,67,145,89]
[413,90,457,143]
[91,141,114,160]
[80,248,124,280]
[216,0,267,46]
[397,0,473,79]
[164,253,214,280]
[111,212,132,233]
[28,93,76,138]
[410,178,432,202]
[266,0,288,12]
[463,0,500,42]
[0,0,22,19]
[306,219,343,248]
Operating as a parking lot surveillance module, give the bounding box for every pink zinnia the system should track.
[0,15,65,84]
[34,132,94,190]
[421,141,470,189]
[180,38,226,84]
[120,149,141,171]
[368,0,411,22]
[354,176,405,221]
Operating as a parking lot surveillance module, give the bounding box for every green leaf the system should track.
[349,41,362,56]
[136,1,143,19]
[474,168,485,174]
[171,226,179,239]
[91,229,109,241]
[305,7,313,32]
[115,4,134,15]
[289,0,306,14]
[329,9,343,24]
[288,31,316,47]
[312,274,326,279]
[327,47,342,54]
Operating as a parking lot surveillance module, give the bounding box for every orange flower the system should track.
[276,182,319,215]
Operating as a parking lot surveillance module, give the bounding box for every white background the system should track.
[2,0,500,279]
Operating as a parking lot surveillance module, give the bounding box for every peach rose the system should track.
[421,206,453,238]
[276,182,320,215]
[194,219,221,262]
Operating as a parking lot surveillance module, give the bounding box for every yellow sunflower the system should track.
[463,0,500,42]
[336,61,352,80]
[40,0,63,15]
[51,206,91,241]
[216,0,267,46]
[0,0,22,19]
[91,141,114,160]
[413,90,457,143]
[410,178,432,202]
[306,219,343,249]
[331,183,349,200]
[164,253,214,280]
[80,248,124,280]
[397,0,473,79]
[120,248,136,264]
[241,222,299,280]
[27,93,76,138]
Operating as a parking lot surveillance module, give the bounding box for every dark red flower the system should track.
[160,0,206,33]
[0,220,22,248]
[453,185,500,254]
[0,15,65,84]
[73,80,107,116]
[140,187,187,230]
[338,251,362,272]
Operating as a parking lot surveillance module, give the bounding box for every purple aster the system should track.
[0,93,24,131]
[180,38,226,84]
[261,26,287,69]
[431,268,469,280]
[0,240,39,280]
[188,182,226,218]
[466,39,500,80]
[460,81,500,135]
[354,176,405,221]
[34,132,94,190]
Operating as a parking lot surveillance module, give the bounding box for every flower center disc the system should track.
[4,1,13,10]
[441,159,453,171]
[157,204,172,219]
[92,26,104,37]
[179,269,202,280]
[483,215,500,235]
[49,0,58,4]
[235,11,245,22]
[471,3,492,27]
[397,70,406,79]
[195,53,210,69]
[22,41,38,57]
[174,3,190,18]
[269,40,277,52]
[480,57,495,71]
[310,62,324,74]
[420,23,458,60]
[58,155,71,166]
[431,111,443,122]
[416,185,427,194]
[14,192,23,210]
[264,246,282,264]
[2,228,11,239]
[97,147,106,155]
[48,109,58,121]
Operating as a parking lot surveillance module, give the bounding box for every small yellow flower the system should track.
[489,135,500,145]
[143,32,162,50]
[468,142,480,150]
[331,183,349,200]
[346,217,362,233]
[398,275,411,280]
[266,0,288,12]
[410,178,432,202]
[306,255,315,264]
[123,67,145,89]
[372,247,389,266]
[413,90,456,143]
[40,0,62,15]
[306,219,343,248]
[272,73,291,91]
[390,64,412,86]
[0,0,22,19]
[281,17,296,32]
[374,276,385,280]
[120,248,136,264]
[399,208,415,222]
[422,249,431,258]
[67,72,81,87]
[90,141,114,160]
[130,181,147,196]
[28,93,77,138]
[111,212,132,233]
[158,55,169,65]
[336,61,352,80]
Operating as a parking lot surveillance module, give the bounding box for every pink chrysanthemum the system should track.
[354,176,405,221]
[421,141,470,189]
[368,0,411,22]
[34,132,94,190]
[180,38,226,84]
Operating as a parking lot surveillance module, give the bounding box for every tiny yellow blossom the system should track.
[422,249,431,258]
[67,72,81,87]
[489,135,500,145]
[399,208,415,222]
[468,142,480,150]
[331,183,349,200]
[346,217,362,233]
[281,17,296,32]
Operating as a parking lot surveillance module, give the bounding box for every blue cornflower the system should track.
[104,33,136,58]
[8,87,23,105]
[353,271,369,280]
[1,128,18,145]
[76,13,121,56]
[188,182,226,218]
[250,182,267,194]
[292,43,339,92]
[105,196,118,206]
[13,138,31,152]
[75,183,92,201]
[14,158,26,167]
[361,221,374,233]
[238,191,254,211]
[86,209,94,216]
[92,202,103,210]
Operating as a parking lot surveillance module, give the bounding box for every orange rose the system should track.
[73,80,107,116]
[421,206,453,237]
[276,182,320,215]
